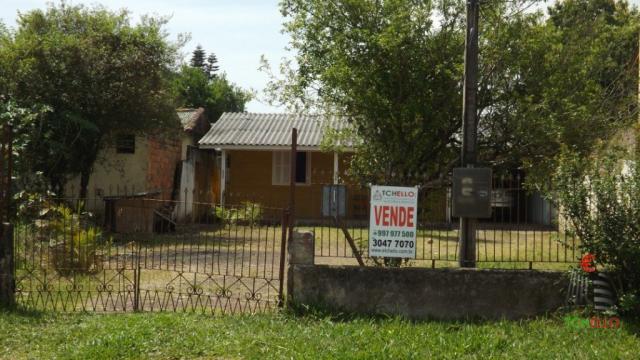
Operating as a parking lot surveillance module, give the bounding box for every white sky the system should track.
[1,1,639,113]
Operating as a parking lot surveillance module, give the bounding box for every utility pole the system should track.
[459,0,480,268]
[637,30,639,157]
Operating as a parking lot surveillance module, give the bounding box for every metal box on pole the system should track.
[452,168,492,219]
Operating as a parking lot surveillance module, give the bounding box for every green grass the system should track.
[0,310,638,359]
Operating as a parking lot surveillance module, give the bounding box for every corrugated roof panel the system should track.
[199,113,351,149]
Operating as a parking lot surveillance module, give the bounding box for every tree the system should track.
[205,74,252,121]
[276,0,465,185]
[478,0,639,187]
[173,65,211,109]
[173,54,252,122]
[190,44,206,70]
[273,0,638,186]
[3,3,182,198]
[205,53,220,79]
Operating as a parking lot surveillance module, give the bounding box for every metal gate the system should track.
[13,201,288,314]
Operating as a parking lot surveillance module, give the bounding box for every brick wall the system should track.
[146,135,181,200]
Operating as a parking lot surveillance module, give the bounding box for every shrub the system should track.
[214,202,263,226]
[553,148,640,317]
[36,202,105,275]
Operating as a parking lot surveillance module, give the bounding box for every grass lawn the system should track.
[0,310,638,359]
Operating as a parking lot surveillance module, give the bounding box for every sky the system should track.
[2,0,639,113]
[0,0,290,113]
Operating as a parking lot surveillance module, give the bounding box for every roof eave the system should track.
[198,144,354,152]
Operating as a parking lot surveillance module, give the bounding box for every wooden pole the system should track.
[220,149,227,206]
[0,127,5,224]
[288,128,297,238]
[333,152,339,185]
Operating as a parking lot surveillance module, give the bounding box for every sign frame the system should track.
[368,185,419,259]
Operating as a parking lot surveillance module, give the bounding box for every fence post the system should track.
[278,210,289,307]
[287,230,314,305]
[0,223,15,308]
[133,242,141,311]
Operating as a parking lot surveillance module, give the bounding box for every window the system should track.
[272,151,310,185]
[116,134,135,154]
[296,152,307,183]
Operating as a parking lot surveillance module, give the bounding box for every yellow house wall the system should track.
[226,150,350,219]
[223,150,449,222]
[64,136,150,211]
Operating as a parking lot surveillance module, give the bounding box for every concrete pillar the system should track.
[288,231,315,266]
[287,230,314,304]
[0,223,14,308]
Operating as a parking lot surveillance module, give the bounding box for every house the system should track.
[198,112,362,220]
[64,107,214,230]
[197,112,558,227]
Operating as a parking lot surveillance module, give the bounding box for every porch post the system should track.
[333,152,339,185]
[220,149,227,206]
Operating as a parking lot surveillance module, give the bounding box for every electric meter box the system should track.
[452,167,492,218]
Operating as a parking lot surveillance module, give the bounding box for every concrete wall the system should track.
[287,232,568,320]
[289,265,567,320]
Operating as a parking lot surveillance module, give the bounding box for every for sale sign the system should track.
[369,185,418,258]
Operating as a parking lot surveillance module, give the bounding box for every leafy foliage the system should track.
[277,0,464,185]
[45,204,105,276]
[214,202,263,226]
[0,99,50,203]
[174,46,252,122]
[1,2,183,196]
[272,0,639,186]
[483,0,640,186]
[20,197,108,275]
[553,148,640,317]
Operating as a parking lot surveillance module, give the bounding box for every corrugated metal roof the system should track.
[198,112,351,149]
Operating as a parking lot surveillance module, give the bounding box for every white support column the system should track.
[333,152,339,185]
[220,149,227,206]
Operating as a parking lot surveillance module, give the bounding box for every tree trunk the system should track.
[78,135,102,204]
[79,167,91,203]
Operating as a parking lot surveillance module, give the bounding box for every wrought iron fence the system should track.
[13,196,287,313]
[303,175,579,269]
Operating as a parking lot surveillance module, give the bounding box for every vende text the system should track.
[374,205,415,227]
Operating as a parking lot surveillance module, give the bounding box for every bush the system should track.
[35,202,105,275]
[553,148,640,317]
[214,202,263,226]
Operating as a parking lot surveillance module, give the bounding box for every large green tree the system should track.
[478,0,639,186]
[277,0,465,185]
[273,0,638,186]
[2,3,182,198]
